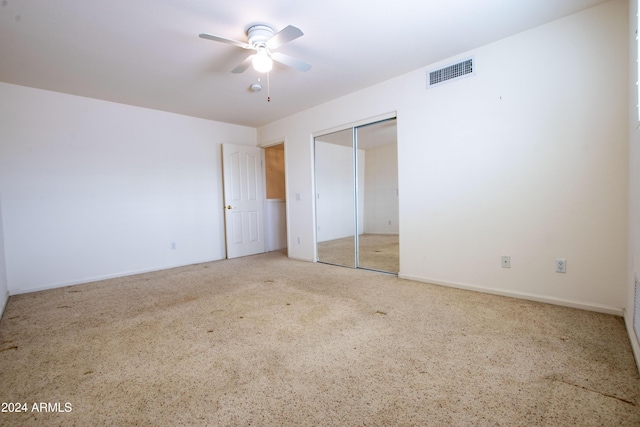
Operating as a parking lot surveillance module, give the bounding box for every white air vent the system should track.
[427,57,475,88]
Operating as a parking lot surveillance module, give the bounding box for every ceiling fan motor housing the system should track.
[247,25,275,48]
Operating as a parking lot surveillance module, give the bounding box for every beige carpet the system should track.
[0,250,639,426]
[317,234,399,273]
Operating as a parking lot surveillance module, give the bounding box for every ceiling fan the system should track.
[199,24,311,74]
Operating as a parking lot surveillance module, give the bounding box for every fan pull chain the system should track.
[267,72,271,102]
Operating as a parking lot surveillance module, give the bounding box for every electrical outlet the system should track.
[501,256,510,268]
[170,242,176,250]
[555,259,566,273]
[297,237,301,244]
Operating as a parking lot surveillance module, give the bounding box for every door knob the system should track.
[226,205,235,210]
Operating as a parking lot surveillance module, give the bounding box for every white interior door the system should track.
[222,143,266,259]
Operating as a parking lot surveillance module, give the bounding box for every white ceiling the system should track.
[0,0,609,128]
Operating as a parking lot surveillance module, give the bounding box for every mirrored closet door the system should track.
[314,128,357,268]
[314,118,399,274]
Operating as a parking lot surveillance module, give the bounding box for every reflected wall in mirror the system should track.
[314,118,399,274]
[314,128,358,268]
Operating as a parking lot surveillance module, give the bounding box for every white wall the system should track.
[0,82,256,294]
[265,200,287,251]
[626,0,640,368]
[315,141,355,242]
[0,193,8,318]
[314,141,366,242]
[363,143,399,235]
[260,0,629,313]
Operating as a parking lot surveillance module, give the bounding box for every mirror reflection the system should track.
[315,128,357,268]
[356,120,399,273]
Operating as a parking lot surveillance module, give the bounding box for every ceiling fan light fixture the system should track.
[252,49,273,73]
[200,24,310,74]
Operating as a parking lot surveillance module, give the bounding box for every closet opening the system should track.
[264,143,287,253]
[314,117,399,274]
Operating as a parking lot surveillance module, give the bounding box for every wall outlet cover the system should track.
[501,256,511,268]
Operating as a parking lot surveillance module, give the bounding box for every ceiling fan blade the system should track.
[267,25,303,49]
[199,33,251,49]
[271,52,311,72]
[231,55,255,74]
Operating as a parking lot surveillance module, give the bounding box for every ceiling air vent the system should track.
[427,57,475,88]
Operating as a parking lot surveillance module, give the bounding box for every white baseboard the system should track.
[289,255,314,263]
[624,310,640,373]
[8,257,224,296]
[398,273,624,316]
[0,290,8,320]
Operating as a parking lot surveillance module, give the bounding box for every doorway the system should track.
[264,143,287,252]
[221,142,287,259]
[221,143,267,259]
[314,118,399,274]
